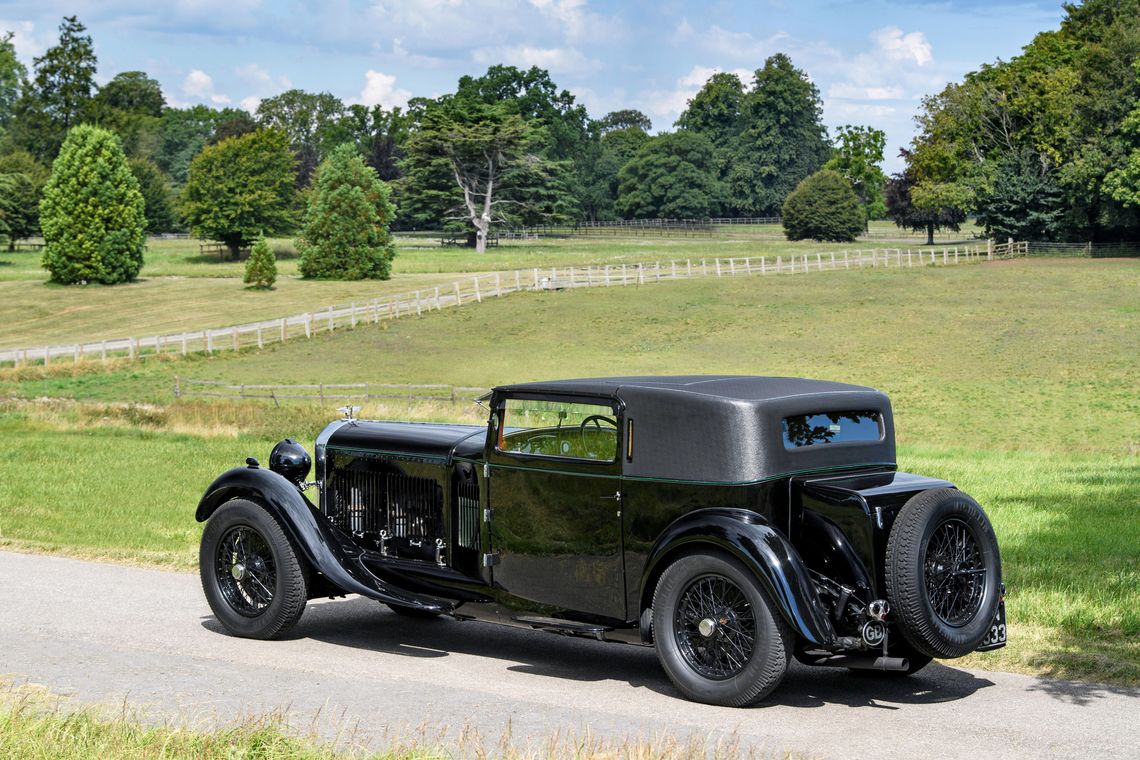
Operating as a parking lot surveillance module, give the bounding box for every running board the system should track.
[512,615,611,641]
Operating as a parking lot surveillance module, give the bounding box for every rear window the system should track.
[782,411,883,449]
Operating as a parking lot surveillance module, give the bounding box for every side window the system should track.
[498,398,618,461]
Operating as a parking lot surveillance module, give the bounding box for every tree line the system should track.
[2,2,1137,279]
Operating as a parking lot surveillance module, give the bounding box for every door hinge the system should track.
[483,462,491,479]
[482,552,500,567]
[483,508,493,523]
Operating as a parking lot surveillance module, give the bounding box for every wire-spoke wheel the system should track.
[886,489,1001,659]
[200,499,308,640]
[653,552,790,706]
[924,519,986,627]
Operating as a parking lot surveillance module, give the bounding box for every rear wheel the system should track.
[886,489,1001,659]
[652,553,791,706]
[200,499,308,640]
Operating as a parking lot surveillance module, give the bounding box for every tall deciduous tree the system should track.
[256,89,347,186]
[824,125,888,228]
[182,128,297,258]
[615,132,723,219]
[129,158,177,233]
[0,31,26,133]
[40,125,146,284]
[598,109,652,134]
[298,144,396,280]
[0,150,48,249]
[676,72,745,149]
[10,16,97,162]
[781,169,864,242]
[94,71,165,117]
[730,55,830,216]
[885,152,968,245]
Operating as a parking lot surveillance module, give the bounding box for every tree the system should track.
[598,109,652,134]
[243,235,277,289]
[9,16,97,162]
[885,153,968,245]
[182,128,297,258]
[40,125,146,284]
[824,125,888,228]
[0,31,26,132]
[615,132,723,219]
[578,124,650,221]
[93,71,165,117]
[1104,62,1140,209]
[401,101,569,251]
[676,72,745,149]
[0,150,49,249]
[730,55,830,216]
[976,152,1066,240]
[338,104,409,182]
[256,89,347,186]
[129,158,177,233]
[781,169,863,242]
[155,105,251,185]
[297,144,396,279]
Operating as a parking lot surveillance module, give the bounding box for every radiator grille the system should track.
[326,468,443,541]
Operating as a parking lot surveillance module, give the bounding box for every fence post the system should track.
[729,258,736,276]
[604,265,611,286]
[638,263,645,285]
[327,306,335,332]
[513,272,520,294]
[622,264,628,284]
[350,303,357,328]
[687,259,692,277]
[802,254,809,272]
[232,328,238,351]
[280,318,287,342]
[305,314,312,338]
[416,291,422,316]
[436,285,443,309]
[987,239,994,260]
[943,248,948,265]
[715,259,722,277]
[473,277,481,302]
[454,282,461,305]
[533,268,539,289]
[494,273,501,296]
[761,256,766,275]
[257,325,263,348]
[102,340,108,361]
[816,253,823,271]
[776,255,782,272]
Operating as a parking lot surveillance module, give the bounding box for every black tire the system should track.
[885,488,1001,659]
[385,603,441,619]
[652,552,791,706]
[200,499,309,640]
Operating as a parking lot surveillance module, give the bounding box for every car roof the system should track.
[494,375,877,402]
[494,376,895,483]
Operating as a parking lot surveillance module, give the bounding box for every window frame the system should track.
[492,392,624,465]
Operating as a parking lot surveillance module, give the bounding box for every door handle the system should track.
[599,491,622,502]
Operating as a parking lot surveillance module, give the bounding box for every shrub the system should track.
[243,236,277,290]
[297,144,396,280]
[781,169,863,242]
[39,125,146,284]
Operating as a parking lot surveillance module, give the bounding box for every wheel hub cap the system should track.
[231,562,246,581]
[698,618,717,637]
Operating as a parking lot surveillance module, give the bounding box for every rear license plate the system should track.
[976,599,1007,651]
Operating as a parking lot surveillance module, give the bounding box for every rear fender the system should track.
[640,508,835,647]
[197,466,451,614]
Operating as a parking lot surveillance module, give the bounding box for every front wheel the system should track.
[200,499,308,640]
[652,552,791,706]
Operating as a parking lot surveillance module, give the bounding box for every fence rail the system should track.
[175,379,486,404]
[1,241,1017,368]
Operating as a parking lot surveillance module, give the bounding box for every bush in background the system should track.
[39,125,146,284]
[243,235,277,290]
[781,169,863,242]
[298,144,396,280]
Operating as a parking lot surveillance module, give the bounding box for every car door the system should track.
[485,393,626,622]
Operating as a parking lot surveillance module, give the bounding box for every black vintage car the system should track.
[197,376,1006,706]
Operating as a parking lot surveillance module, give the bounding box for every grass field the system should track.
[0,255,1136,687]
[0,227,983,349]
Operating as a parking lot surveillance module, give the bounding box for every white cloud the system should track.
[240,95,262,113]
[182,69,231,105]
[472,44,598,75]
[0,19,48,62]
[355,70,411,109]
[828,83,905,100]
[871,26,933,67]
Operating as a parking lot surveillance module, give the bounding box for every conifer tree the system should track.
[243,235,277,290]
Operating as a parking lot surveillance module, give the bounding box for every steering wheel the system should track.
[579,414,617,432]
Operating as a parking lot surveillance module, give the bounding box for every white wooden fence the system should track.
[174,379,486,405]
[0,241,1022,367]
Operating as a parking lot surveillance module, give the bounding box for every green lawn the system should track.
[0,256,1135,685]
[0,229,984,348]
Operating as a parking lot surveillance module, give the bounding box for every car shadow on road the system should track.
[201,596,994,709]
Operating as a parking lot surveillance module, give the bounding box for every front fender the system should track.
[197,466,451,614]
[640,508,835,647]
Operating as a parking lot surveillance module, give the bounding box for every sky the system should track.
[1,0,1065,173]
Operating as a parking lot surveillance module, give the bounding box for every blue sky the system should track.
[1,0,1064,172]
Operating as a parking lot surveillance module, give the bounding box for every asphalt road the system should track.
[1,551,1137,759]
